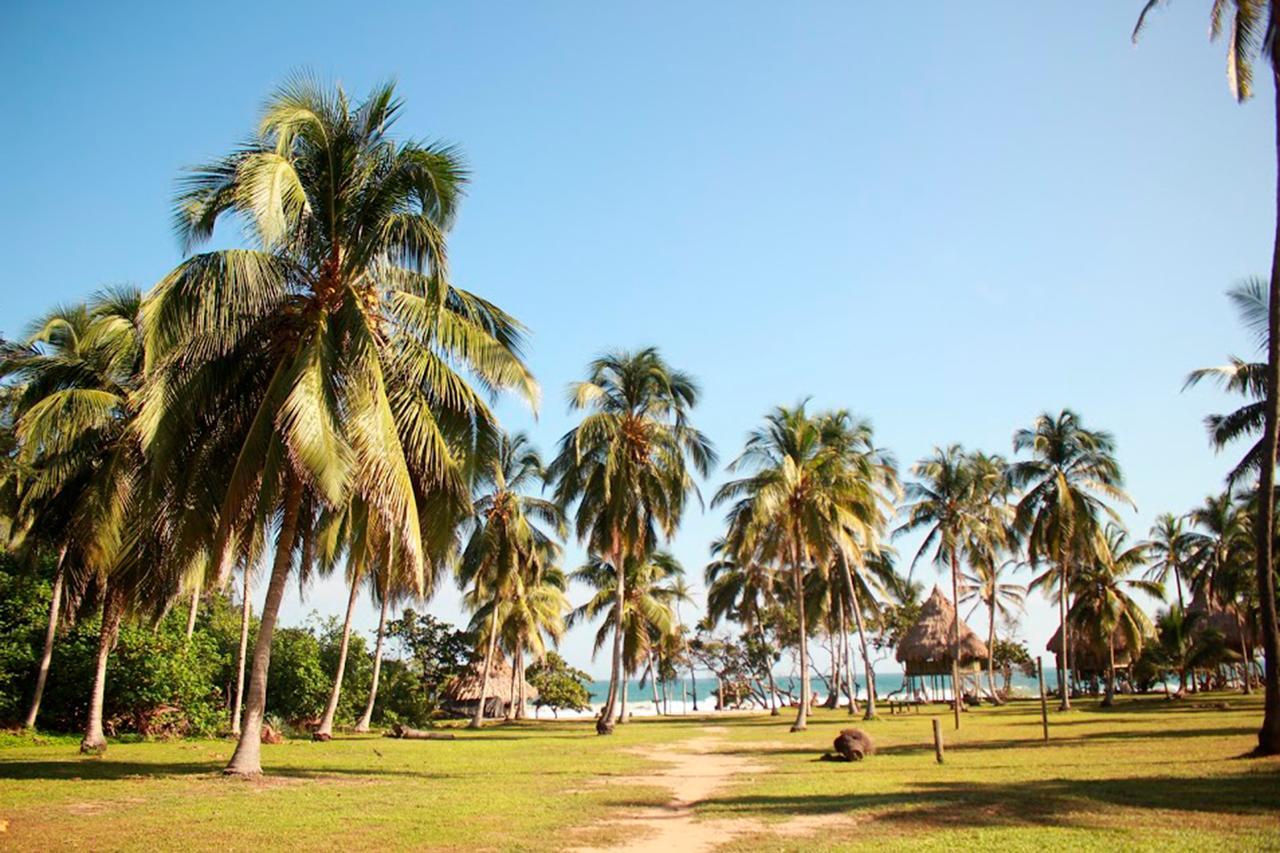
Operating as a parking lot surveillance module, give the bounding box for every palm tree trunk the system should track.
[80,582,124,754]
[1058,559,1072,711]
[840,557,877,719]
[597,545,627,733]
[225,475,303,777]
[649,650,662,713]
[355,591,389,733]
[756,620,779,716]
[515,644,526,720]
[184,576,201,641]
[470,607,501,729]
[507,646,519,720]
[621,672,629,721]
[837,597,854,714]
[791,539,810,732]
[316,574,360,738]
[1103,636,1116,707]
[24,544,66,730]
[1174,569,1185,614]
[1239,612,1253,695]
[1250,67,1280,757]
[988,595,1000,704]
[950,550,962,728]
[231,563,252,736]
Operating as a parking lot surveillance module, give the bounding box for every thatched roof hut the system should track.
[1046,623,1139,674]
[444,655,539,716]
[1188,589,1254,650]
[895,587,989,675]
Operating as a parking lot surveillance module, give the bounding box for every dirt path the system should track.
[571,726,760,852]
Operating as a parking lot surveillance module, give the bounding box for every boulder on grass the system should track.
[832,728,875,761]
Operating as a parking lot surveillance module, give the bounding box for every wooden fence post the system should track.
[1037,657,1049,742]
[932,718,944,764]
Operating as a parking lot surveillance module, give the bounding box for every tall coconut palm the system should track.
[1010,411,1130,711]
[496,564,570,719]
[817,411,899,720]
[1069,524,1160,707]
[1134,0,1280,755]
[0,303,113,730]
[549,349,713,734]
[1145,513,1193,612]
[143,77,536,775]
[1184,491,1252,603]
[705,540,782,714]
[570,550,685,713]
[459,432,563,728]
[714,404,867,731]
[353,553,422,733]
[897,445,988,726]
[961,556,1025,704]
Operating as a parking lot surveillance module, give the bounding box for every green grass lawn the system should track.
[1,694,1277,851]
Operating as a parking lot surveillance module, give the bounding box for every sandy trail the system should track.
[572,725,849,852]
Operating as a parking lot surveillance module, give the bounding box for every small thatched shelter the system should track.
[895,587,989,676]
[1046,623,1138,675]
[444,655,539,718]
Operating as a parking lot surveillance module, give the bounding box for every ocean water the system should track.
[557,669,1062,719]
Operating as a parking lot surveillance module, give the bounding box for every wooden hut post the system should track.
[932,718,944,764]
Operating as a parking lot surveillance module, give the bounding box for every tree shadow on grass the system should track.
[701,769,1280,830]
[0,758,456,783]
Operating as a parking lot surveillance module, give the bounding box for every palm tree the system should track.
[460,432,563,728]
[353,554,421,733]
[817,411,899,720]
[570,550,686,720]
[143,77,536,775]
[961,555,1026,704]
[705,540,782,714]
[1145,513,1193,612]
[0,303,114,730]
[1070,525,1160,706]
[1184,491,1252,604]
[1133,0,1280,756]
[897,445,989,725]
[714,403,868,731]
[1010,410,1131,711]
[496,565,570,719]
[549,349,713,733]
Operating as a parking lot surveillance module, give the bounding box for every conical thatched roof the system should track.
[1046,623,1139,672]
[895,587,989,674]
[444,655,539,705]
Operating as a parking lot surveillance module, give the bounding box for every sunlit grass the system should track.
[1,694,1277,851]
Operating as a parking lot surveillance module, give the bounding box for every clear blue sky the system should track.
[1,2,1272,678]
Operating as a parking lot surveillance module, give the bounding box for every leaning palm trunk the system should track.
[184,577,201,641]
[24,545,67,729]
[470,608,501,729]
[756,620,779,715]
[80,583,124,754]
[1239,613,1253,695]
[845,577,878,720]
[650,650,662,714]
[791,539,811,732]
[515,645,527,720]
[316,576,361,738]
[231,565,252,736]
[225,477,303,776]
[355,593,390,733]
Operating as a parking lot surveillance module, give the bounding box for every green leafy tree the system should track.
[527,651,591,717]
